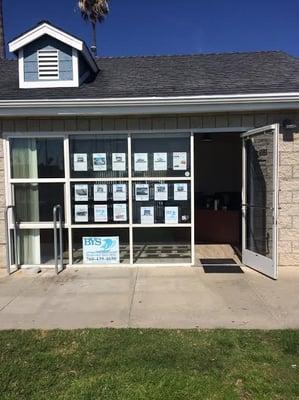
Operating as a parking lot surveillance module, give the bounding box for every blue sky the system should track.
[3,0,299,57]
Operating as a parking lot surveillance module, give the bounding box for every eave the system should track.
[0,93,299,117]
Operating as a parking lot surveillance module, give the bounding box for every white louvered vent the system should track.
[37,49,59,80]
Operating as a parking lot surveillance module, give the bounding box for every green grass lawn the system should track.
[0,330,298,400]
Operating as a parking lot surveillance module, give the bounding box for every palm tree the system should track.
[78,0,109,56]
[0,0,5,59]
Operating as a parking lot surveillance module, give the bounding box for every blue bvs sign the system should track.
[83,237,120,264]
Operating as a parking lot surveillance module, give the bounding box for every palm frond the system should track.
[78,0,109,23]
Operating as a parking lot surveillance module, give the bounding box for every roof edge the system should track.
[1,92,299,117]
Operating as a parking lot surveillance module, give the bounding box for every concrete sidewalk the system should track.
[0,266,298,330]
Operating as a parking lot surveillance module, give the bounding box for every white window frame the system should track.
[4,131,195,268]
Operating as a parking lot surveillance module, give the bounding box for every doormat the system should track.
[200,258,244,273]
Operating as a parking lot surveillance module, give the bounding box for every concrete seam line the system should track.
[244,275,282,323]
[128,267,139,328]
[0,272,41,312]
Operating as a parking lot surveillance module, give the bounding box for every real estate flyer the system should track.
[94,184,108,202]
[134,153,148,171]
[154,183,168,201]
[173,152,187,170]
[74,153,88,171]
[113,204,127,222]
[94,205,108,222]
[154,152,167,171]
[83,236,120,265]
[135,183,149,201]
[74,184,88,202]
[174,183,188,201]
[75,204,89,222]
[112,153,126,171]
[140,206,154,224]
[92,153,107,171]
[113,184,127,201]
[165,206,179,224]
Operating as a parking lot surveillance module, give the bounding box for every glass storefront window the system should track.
[133,181,191,224]
[132,133,191,178]
[10,138,64,179]
[133,228,191,264]
[69,135,128,178]
[14,183,65,222]
[8,132,193,267]
[71,181,129,225]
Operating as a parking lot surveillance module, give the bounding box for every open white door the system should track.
[242,124,279,279]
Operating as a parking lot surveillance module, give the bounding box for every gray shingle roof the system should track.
[1,51,299,100]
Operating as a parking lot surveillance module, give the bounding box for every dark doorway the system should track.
[194,133,243,266]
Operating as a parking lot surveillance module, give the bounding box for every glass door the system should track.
[8,136,68,267]
[241,124,279,279]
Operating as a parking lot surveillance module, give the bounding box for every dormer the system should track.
[8,21,98,89]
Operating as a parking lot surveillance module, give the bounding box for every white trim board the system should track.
[9,23,83,52]
[1,92,299,117]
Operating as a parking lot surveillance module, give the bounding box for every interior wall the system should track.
[194,133,242,195]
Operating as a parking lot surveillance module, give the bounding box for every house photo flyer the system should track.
[154,183,168,201]
[140,206,154,224]
[112,153,126,171]
[73,153,88,171]
[113,204,127,222]
[113,184,127,201]
[134,153,148,171]
[75,204,89,222]
[174,183,188,201]
[92,153,107,171]
[94,184,108,202]
[165,206,179,224]
[74,184,89,202]
[135,183,150,201]
[94,204,108,222]
[173,152,187,170]
[154,152,167,171]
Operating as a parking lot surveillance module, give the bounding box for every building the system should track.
[0,21,298,279]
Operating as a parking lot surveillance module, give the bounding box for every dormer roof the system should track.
[9,21,98,73]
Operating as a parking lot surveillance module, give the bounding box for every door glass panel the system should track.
[19,229,68,265]
[69,135,128,178]
[133,228,191,264]
[10,138,64,178]
[245,131,274,258]
[72,228,130,264]
[14,183,65,222]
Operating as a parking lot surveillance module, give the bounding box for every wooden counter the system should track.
[195,209,241,245]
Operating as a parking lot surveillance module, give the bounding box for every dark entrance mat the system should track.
[203,265,244,273]
[200,258,237,265]
[200,258,244,273]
